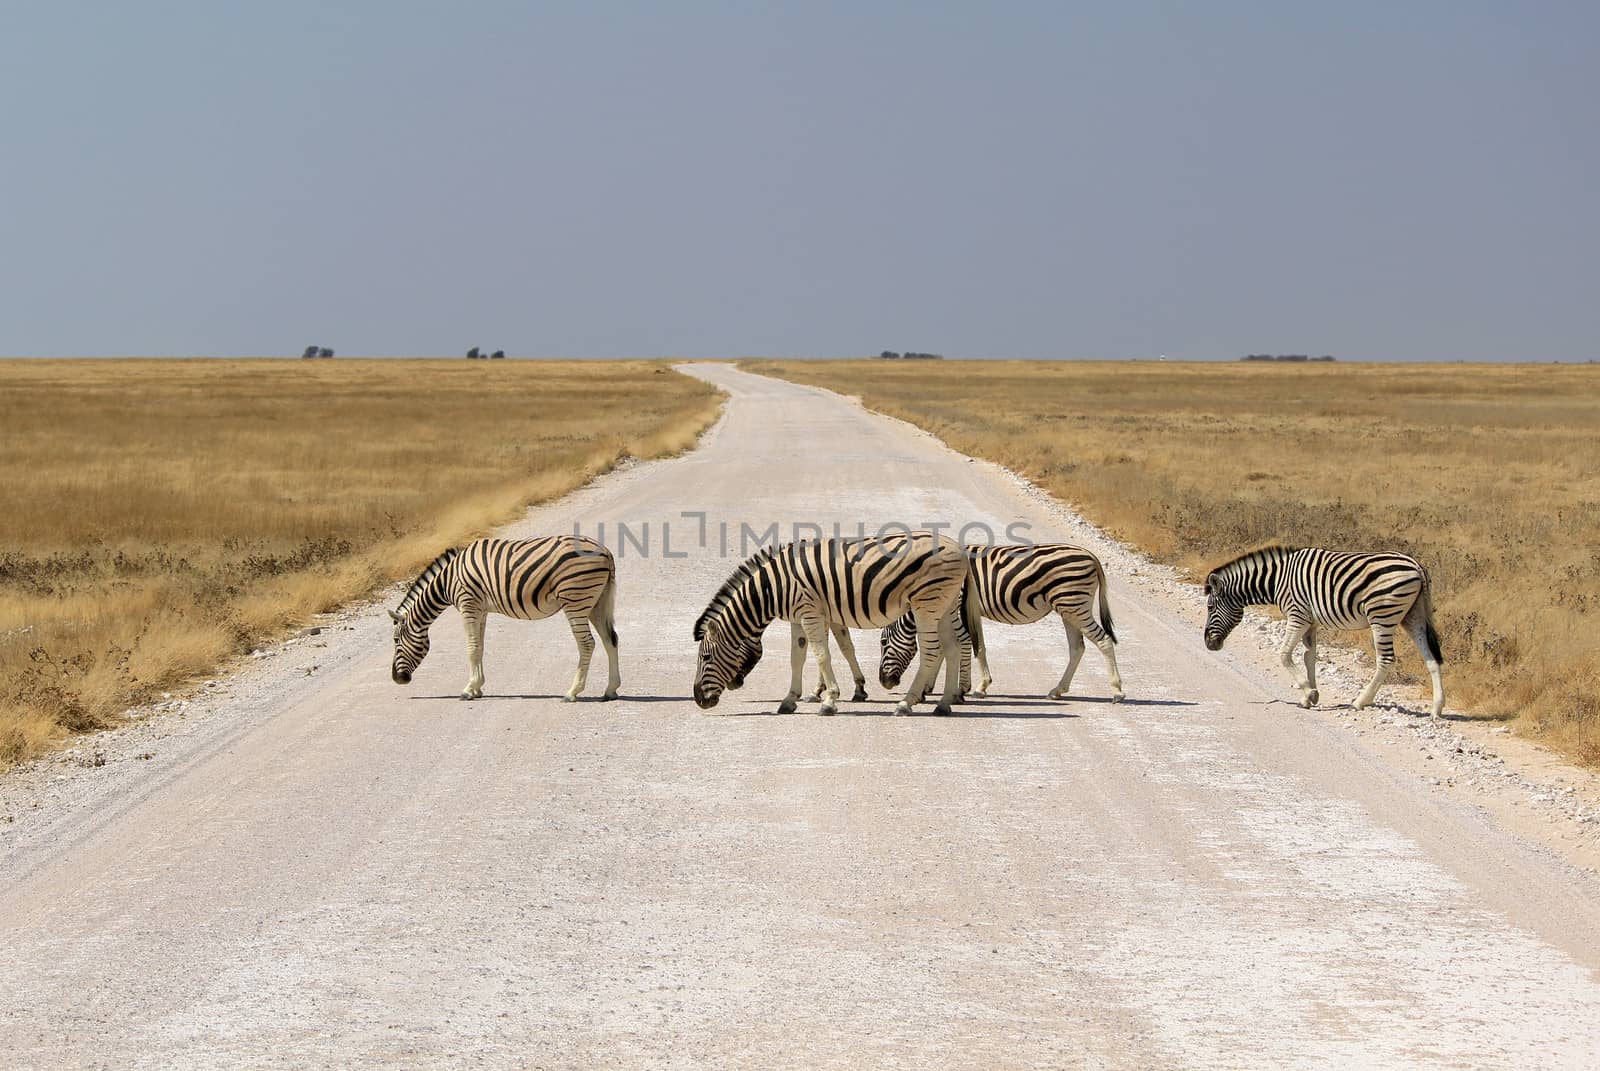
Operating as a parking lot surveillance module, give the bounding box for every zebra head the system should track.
[692,613,762,709]
[1202,571,1245,651]
[877,613,919,688]
[389,608,430,684]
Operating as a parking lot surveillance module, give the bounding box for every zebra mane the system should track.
[396,546,460,616]
[1205,544,1296,591]
[693,543,785,640]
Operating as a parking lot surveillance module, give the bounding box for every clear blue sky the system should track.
[2,2,1594,360]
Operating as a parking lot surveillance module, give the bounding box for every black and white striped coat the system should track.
[693,532,971,715]
[390,535,619,701]
[1203,545,1444,717]
[878,543,1124,702]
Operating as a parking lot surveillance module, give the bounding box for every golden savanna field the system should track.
[745,359,1600,764]
[0,359,721,768]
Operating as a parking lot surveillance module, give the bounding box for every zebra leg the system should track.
[778,621,805,714]
[592,581,620,701]
[932,610,960,716]
[1078,604,1124,701]
[803,617,843,716]
[907,678,930,707]
[460,605,487,700]
[594,619,620,701]
[905,634,935,706]
[1354,623,1396,709]
[802,624,823,703]
[1303,627,1319,707]
[832,624,869,702]
[897,614,945,715]
[957,639,972,701]
[1098,636,1125,702]
[1049,619,1087,699]
[1279,616,1315,707]
[970,615,992,698]
[562,609,596,702]
[1402,606,1445,718]
[804,623,851,702]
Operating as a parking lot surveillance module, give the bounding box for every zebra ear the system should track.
[388,609,402,623]
[1202,573,1215,596]
[692,610,709,641]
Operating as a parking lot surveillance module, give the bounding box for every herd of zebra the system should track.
[389,531,1447,719]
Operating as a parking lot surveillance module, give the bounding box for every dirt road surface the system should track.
[4,364,1600,1069]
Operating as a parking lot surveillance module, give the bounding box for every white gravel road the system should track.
[3,363,1600,1070]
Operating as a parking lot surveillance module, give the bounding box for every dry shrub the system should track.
[746,359,1600,765]
[0,359,721,768]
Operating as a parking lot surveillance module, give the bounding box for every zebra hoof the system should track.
[893,701,912,716]
[1111,692,1125,704]
[819,702,838,716]
[460,691,480,701]
[600,691,618,702]
[852,687,868,702]
[801,693,821,703]
[777,700,798,715]
[933,704,954,717]
[562,694,578,703]
[1304,690,1319,707]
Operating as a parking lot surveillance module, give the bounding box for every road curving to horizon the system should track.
[3,363,1600,1069]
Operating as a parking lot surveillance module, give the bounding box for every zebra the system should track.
[389,535,620,702]
[692,532,973,716]
[1202,545,1444,717]
[878,543,1124,702]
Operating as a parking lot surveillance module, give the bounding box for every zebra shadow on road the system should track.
[711,700,1161,719]
[1260,696,1461,721]
[973,694,1197,708]
[408,694,686,703]
[712,706,1080,719]
[953,695,1197,718]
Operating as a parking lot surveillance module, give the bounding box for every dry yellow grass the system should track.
[745,359,1600,765]
[0,359,721,768]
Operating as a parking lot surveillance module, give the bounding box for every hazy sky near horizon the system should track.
[2,2,1595,361]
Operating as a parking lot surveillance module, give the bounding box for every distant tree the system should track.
[467,347,481,360]
[490,349,505,359]
[880,350,900,359]
[302,345,319,359]
[318,347,334,358]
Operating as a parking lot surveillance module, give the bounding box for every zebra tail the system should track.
[1095,558,1117,645]
[1421,575,1443,665]
[596,570,619,648]
[961,573,986,662]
